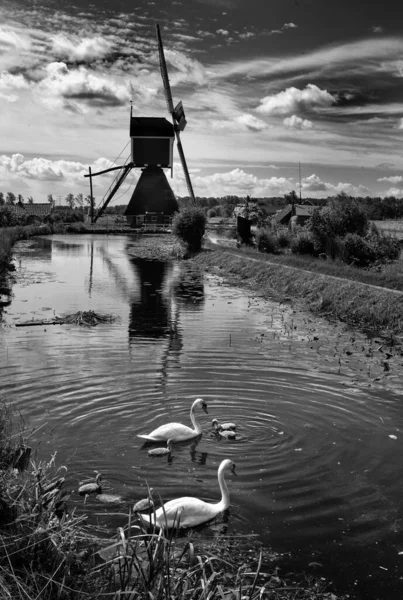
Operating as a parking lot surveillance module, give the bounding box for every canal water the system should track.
[1,234,402,599]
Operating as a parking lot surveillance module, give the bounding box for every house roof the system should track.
[273,203,315,224]
[130,117,174,138]
[295,204,315,217]
[124,167,179,216]
[11,203,53,217]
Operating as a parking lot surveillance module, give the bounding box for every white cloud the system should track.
[51,34,115,62]
[283,115,313,129]
[165,50,207,86]
[256,84,336,116]
[239,31,255,39]
[383,187,403,197]
[235,114,268,131]
[302,174,371,196]
[371,25,384,33]
[0,154,114,181]
[283,23,297,29]
[34,62,132,111]
[216,29,229,36]
[378,175,403,183]
[398,118,403,129]
[0,71,31,102]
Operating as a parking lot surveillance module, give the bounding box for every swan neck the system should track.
[217,465,230,511]
[190,402,202,434]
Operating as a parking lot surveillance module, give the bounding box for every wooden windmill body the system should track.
[85,25,195,226]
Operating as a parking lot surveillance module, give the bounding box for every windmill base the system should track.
[124,166,179,229]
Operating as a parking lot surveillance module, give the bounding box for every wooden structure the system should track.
[85,24,195,226]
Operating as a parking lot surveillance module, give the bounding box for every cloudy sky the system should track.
[1,0,403,206]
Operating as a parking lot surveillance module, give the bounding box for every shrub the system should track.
[309,201,369,249]
[290,230,316,255]
[0,206,28,228]
[277,230,291,248]
[367,231,401,262]
[172,206,206,252]
[343,233,375,267]
[65,221,88,233]
[255,228,278,253]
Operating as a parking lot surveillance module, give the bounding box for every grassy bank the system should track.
[193,244,403,344]
[0,225,53,273]
[0,402,347,599]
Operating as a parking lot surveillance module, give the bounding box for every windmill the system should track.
[85,24,195,225]
[156,24,195,205]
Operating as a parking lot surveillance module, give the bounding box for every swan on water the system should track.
[211,418,236,432]
[78,473,102,496]
[138,458,236,529]
[138,398,208,442]
[148,439,174,456]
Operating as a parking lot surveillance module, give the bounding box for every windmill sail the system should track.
[156,24,196,204]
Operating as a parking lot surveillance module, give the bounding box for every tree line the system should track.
[1,190,402,221]
[0,192,93,209]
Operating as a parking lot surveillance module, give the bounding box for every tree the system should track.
[65,193,75,209]
[75,193,83,207]
[27,196,34,204]
[17,194,24,205]
[0,192,4,206]
[172,206,206,252]
[47,194,55,208]
[6,192,16,205]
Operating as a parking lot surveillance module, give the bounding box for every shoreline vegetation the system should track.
[0,401,347,600]
[193,241,403,346]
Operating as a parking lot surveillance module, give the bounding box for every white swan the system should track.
[138,459,236,529]
[138,398,208,442]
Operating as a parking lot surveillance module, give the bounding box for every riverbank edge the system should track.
[190,245,403,347]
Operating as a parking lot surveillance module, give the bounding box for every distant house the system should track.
[273,203,315,227]
[11,203,53,222]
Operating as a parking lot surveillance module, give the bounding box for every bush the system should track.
[343,233,375,267]
[290,231,316,255]
[65,222,87,233]
[255,228,278,253]
[172,207,206,252]
[367,231,401,262]
[277,230,291,248]
[309,201,369,249]
[0,206,28,228]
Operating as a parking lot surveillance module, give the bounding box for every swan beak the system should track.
[231,464,237,476]
[202,403,208,414]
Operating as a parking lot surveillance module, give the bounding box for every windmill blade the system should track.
[176,131,196,204]
[156,24,174,115]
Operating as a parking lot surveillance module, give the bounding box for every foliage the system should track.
[342,233,375,267]
[172,206,206,252]
[290,230,317,255]
[277,230,291,248]
[255,228,278,253]
[309,200,369,252]
[0,206,28,228]
[46,207,84,224]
